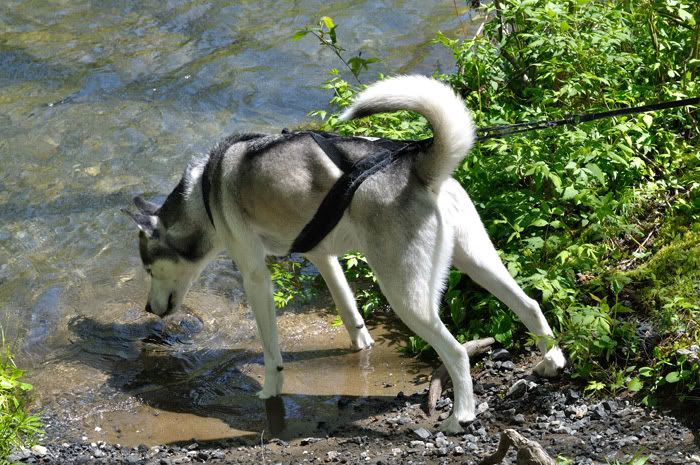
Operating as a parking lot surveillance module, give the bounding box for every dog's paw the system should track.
[351,327,375,351]
[257,381,282,399]
[440,412,475,435]
[533,346,566,378]
[256,389,275,400]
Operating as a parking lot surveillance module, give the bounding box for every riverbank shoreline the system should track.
[12,350,699,465]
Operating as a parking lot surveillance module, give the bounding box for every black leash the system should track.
[213,97,699,254]
[476,96,699,141]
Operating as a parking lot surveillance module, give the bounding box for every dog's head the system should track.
[124,195,211,317]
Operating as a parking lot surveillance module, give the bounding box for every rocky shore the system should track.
[11,350,699,465]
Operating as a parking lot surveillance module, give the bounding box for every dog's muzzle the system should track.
[145,293,175,316]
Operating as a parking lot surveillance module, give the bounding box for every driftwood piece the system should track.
[426,337,495,415]
[479,429,556,465]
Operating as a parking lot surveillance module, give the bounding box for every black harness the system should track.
[290,132,422,253]
[201,131,426,255]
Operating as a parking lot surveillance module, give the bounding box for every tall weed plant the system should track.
[306,0,699,400]
[0,338,42,463]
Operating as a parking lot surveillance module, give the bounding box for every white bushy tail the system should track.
[340,75,475,189]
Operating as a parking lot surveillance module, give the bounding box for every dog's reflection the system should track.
[264,396,286,434]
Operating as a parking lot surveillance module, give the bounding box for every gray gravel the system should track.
[11,350,700,465]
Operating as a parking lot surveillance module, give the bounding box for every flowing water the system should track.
[0,0,477,445]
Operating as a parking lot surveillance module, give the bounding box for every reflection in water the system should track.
[24,286,62,352]
[265,396,287,435]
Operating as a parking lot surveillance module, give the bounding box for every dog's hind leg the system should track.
[307,254,374,350]
[443,180,566,377]
[364,214,474,434]
[231,244,285,399]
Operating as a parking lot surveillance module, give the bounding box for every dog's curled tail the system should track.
[340,75,475,189]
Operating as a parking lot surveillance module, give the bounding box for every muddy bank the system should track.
[16,349,700,464]
[26,304,431,447]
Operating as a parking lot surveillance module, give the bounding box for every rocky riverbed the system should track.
[11,350,700,465]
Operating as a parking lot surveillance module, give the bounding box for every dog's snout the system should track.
[144,292,176,317]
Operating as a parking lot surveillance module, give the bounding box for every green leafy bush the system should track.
[0,340,43,463]
[437,0,699,397]
[269,258,318,308]
[305,0,699,399]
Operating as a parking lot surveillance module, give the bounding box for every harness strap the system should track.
[289,144,395,254]
[309,132,355,173]
[201,130,417,253]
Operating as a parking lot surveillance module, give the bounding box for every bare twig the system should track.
[426,337,495,415]
[618,222,661,271]
[452,0,468,39]
[309,30,363,85]
[260,429,266,465]
[479,429,556,465]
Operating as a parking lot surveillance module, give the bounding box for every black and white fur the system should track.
[125,75,566,433]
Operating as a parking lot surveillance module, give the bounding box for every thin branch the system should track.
[310,31,363,85]
[452,0,468,39]
[479,429,556,465]
[426,337,495,415]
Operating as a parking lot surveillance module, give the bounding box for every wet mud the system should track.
[32,298,431,447]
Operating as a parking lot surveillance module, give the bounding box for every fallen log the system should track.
[479,429,556,465]
[426,337,495,415]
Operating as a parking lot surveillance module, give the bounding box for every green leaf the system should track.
[627,377,643,392]
[585,163,606,183]
[562,185,578,200]
[530,219,549,227]
[642,114,653,128]
[677,7,693,22]
[665,371,681,383]
[548,172,562,188]
[629,456,649,465]
[0,379,14,389]
[585,380,606,392]
[18,382,33,391]
[555,250,570,264]
[450,298,465,326]
[291,30,309,41]
[608,152,630,166]
[320,16,335,30]
[525,236,545,250]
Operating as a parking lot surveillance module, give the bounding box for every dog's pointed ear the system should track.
[133,196,160,215]
[121,208,158,237]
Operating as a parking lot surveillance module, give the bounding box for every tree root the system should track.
[479,429,556,465]
[425,337,495,415]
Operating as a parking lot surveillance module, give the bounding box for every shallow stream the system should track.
[0,0,479,445]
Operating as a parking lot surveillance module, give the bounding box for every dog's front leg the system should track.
[237,255,284,399]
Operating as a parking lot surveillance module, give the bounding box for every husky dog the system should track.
[124,75,566,433]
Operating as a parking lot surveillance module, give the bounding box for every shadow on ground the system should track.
[65,312,428,447]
